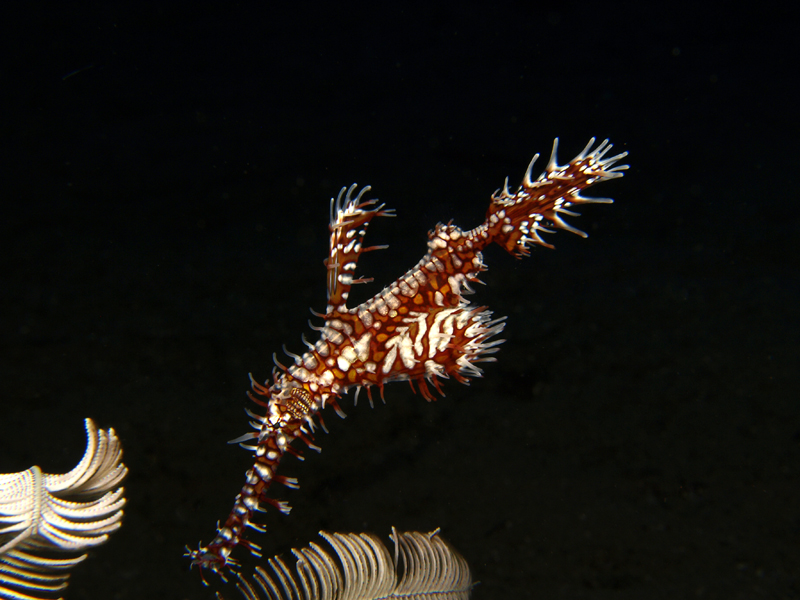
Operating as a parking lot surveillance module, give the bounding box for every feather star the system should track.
[0,418,127,600]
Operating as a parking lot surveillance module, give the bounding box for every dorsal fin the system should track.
[325,184,395,314]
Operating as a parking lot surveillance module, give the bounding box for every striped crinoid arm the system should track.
[0,418,127,600]
[486,138,628,254]
[226,528,471,600]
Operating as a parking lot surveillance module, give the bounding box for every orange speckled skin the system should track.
[187,138,627,579]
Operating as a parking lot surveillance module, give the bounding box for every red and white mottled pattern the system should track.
[186,138,627,579]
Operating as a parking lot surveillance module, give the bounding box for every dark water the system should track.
[1,2,797,599]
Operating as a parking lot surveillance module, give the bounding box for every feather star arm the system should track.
[186,138,628,581]
[227,528,471,600]
[0,418,127,600]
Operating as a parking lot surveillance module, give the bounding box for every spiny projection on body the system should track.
[186,138,628,580]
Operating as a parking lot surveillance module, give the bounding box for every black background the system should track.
[1,2,797,599]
